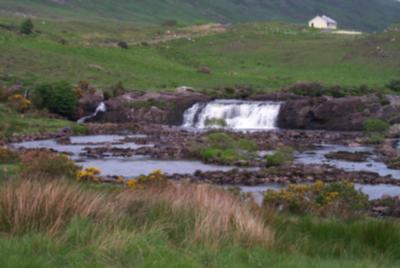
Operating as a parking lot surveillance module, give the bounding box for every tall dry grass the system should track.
[0,181,118,234]
[118,183,274,247]
[0,180,273,247]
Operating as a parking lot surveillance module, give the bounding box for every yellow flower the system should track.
[127,179,139,188]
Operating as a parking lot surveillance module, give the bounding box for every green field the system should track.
[0,18,399,91]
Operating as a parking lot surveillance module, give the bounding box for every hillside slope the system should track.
[0,0,400,31]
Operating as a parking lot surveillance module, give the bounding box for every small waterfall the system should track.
[77,102,106,124]
[182,100,282,130]
[23,88,30,99]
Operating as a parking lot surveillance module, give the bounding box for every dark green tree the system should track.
[32,81,78,118]
[20,18,34,35]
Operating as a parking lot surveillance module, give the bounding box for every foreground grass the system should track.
[0,104,85,139]
[0,179,399,267]
[0,20,399,90]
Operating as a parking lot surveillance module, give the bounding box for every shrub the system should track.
[20,150,79,181]
[127,169,168,189]
[193,132,257,165]
[117,41,129,49]
[20,18,34,35]
[7,94,31,112]
[111,81,126,97]
[263,181,369,219]
[363,118,390,143]
[386,80,400,93]
[71,124,90,135]
[32,81,78,118]
[0,147,19,164]
[77,167,102,183]
[266,146,294,167]
[73,80,91,98]
[285,82,326,97]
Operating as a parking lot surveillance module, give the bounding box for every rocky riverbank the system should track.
[76,87,400,132]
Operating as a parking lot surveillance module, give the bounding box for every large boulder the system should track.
[77,90,104,118]
[278,95,400,131]
[93,89,210,125]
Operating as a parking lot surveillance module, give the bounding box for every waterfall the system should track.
[182,100,282,130]
[77,102,106,124]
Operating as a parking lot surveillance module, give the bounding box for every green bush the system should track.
[194,132,257,165]
[363,118,390,143]
[71,124,90,135]
[386,80,400,92]
[266,146,294,167]
[32,82,78,118]
[20,19,34,35]
[264,181,369,219]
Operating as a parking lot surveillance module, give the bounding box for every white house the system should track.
[308,15,337,30]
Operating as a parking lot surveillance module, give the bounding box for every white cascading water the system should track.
[182,100,282,130]
[77,102,106,124]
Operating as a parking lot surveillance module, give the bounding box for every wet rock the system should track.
[278,95,400,131]
[325,151,371,162]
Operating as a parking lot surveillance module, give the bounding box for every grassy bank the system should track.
[0,19,399,91]
[0,103,85,139]
[0,177,398,267]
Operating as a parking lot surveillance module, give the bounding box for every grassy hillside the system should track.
[0,0,400,31]
[0,19,399,91]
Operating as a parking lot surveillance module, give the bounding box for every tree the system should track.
[20,18,34,35]
[32,82,78,118]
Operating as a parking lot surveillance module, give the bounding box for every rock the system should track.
[197,66,211,74]
[388,124,400,138]
[325,151,371,162]
[92,90,210,125]
[175,86,194,93]
[78,90,104,118]
[278,94,400,131]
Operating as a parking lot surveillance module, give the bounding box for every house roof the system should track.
[310,15,337,24]
[321,15,337,24]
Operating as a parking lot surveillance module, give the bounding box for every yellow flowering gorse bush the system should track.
[8,94,31,112]
[263,180,369,218]
[126,169,168,189]
[77,167,102,183]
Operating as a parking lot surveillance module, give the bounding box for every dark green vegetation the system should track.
[191,132,257,165]
[266,146,294,167]
[363,118,391,143]
[32,81,78,118]
[1,0,400,31]
[19,18,33,35]
[0,18,399,91]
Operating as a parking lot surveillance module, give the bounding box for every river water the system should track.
[11,134,400,200]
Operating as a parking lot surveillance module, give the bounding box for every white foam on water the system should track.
[182,100,282,130]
